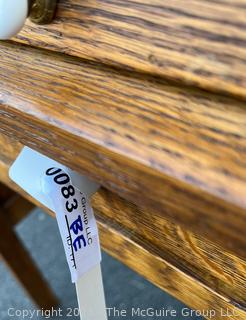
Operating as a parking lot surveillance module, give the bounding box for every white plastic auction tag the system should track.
[42,167,101,282]
[9,147,99,210]
[9,147,108,320]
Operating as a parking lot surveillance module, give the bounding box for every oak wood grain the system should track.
[93,189,246,310]
[99,217,246,320]
[0,42,246,258]
[2,188,245,320]
[1,133,246,314]
[11,0,246,99]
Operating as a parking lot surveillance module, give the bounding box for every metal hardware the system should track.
[29,0,57,24]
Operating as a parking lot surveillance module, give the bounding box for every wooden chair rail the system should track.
[13,0,246,99]
[0,134,246,319]
[0,42,246,258]
[0,184,57,309]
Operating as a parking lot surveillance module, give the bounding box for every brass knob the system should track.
[29,0,57,25]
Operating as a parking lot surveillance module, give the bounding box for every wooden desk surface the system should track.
[14,0,246,99]
[0,42,246,258]
[0,1,246,318]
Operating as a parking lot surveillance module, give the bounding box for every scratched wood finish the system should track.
[1,133,246,314]
[0,42,246,257]
[12,0,246,99]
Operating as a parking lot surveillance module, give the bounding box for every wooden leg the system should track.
[0,209,58,309]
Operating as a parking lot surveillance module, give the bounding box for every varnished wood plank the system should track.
[93,189,246,310]
[0,42,246,258]
[98,218,246,320]
[1,134,246,315]
[11,0,246,99]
